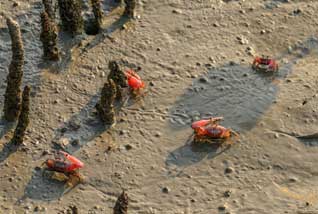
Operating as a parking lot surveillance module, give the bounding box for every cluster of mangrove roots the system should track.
[3,18,24,122]
[58,0,84,36]
[11,86,30,145]
[96,79,117,125]
[113,191,129,214]
[40,11,60,60]
[108,60,127,101]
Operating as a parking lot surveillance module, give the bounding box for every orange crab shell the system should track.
[125,69,145,90]
[252,56,278,72]
[196,125,231,139]
[46,152,84,173]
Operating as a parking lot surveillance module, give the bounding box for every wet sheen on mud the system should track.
[170,64,283,132]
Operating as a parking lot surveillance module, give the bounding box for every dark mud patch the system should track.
[166,135,230,167]
[51,94,109,153]
[264,0,290,10]
[169,64,287,133]
[274,130,318,146]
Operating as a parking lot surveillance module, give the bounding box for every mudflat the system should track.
[1,0,318,213]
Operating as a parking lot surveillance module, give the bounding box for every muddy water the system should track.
[170,64,281,132]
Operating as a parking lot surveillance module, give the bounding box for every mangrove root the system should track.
[58,0,84,36]
[3,17,24,122]
[124,0,136,18]
[96,79,117,125]
[40,11,60,61]
[108,60,127,101]
[11,85,30,145]
[113,191,128,214]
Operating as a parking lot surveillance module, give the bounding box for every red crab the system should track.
[252,56,278,72]
[125,69,145,95]
[43,151,84,188]
[191,117,239,145]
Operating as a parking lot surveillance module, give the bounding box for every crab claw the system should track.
[191,117,223,129]
[191,119,210,129]
[59,151,84,171]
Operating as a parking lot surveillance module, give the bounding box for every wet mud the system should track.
[1,0,318,212]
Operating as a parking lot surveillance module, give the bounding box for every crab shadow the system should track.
[0,119,17,163]
[166,134,231,168]
[51,94,112,154]
[0,141,19,164]
[21,168,66,201]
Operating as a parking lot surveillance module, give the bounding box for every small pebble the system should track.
[289,177,298,182]
[225,167,234,174]
[224,190,232,197]
[218,204,227,211]
[172,9,182,14]
[125,144,133,150]
[162,187,170,193]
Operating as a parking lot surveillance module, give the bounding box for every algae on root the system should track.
[3,17,24,122]
[40,11,60,61]
[91,0,103,33]
[58,0,84,36]
[96,79,117,126]
[11,86,31,145]
[108,60,127,101]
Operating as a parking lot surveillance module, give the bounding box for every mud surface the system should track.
[1,0,318,213]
